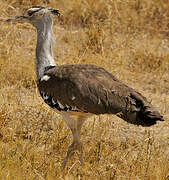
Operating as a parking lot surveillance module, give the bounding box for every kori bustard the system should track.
[7,6,164,169]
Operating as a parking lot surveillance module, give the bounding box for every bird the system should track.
[7,6,164,169]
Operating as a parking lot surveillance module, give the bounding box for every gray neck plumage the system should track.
[35,15,56,80]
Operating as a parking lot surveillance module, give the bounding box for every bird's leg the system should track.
[74,116,86,165]
[61,114,86,169]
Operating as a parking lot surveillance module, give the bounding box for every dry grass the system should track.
[0,0,169,179]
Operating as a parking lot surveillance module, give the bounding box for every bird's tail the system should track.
[136,105,164,126]
[120,91,164,127]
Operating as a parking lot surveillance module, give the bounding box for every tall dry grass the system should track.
[0,0,169,179]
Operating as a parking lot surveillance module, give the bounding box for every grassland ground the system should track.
[0,0,169,179]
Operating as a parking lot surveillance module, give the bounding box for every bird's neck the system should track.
[36,21,56,80]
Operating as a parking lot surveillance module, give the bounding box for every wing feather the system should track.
[38,64,131,114]
[38,64,164,126]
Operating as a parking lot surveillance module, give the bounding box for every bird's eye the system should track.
[27,11,34,16]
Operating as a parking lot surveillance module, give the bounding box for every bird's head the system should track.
[7,6,60,27]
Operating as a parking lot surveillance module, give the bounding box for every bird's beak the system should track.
[6,15,26,23]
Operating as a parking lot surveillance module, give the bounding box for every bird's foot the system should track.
[61,142,83,170]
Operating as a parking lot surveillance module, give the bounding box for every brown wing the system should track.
[39,64,124,113]
[38,64,164,126]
